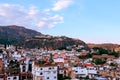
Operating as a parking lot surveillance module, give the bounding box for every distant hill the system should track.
[88,43,120,50]
[0,25,42,44]
[0,25,89,50]
[0,25,42,40]
[23,36,89,50]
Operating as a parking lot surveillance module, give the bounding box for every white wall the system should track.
[32,64,58,80]
[54,58,64,63]
[7,76,19,80]
[72,67,97,78]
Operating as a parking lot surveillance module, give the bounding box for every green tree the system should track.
[58,46,66,50]
[110,62,117,66]
[109,51,119,58]
[78,53,93,59]
[63,76,71,79]
[58,74,63,80]
[93,58,106,65]
[85,76,89,80]
[0,49,3,53]
[93,47,108,55]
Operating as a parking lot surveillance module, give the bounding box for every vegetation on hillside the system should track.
[0,25,89,50]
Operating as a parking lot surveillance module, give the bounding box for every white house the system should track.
[32,61,58,80]
[0,53,3,59]
[12,52,21,61]
[54,57,64,63]
[72,66,97,78]
[114,57,120,64]
[7,76,19,80]
[72,67,88,78]
[20,57,32,73]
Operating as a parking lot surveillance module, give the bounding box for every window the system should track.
[53,71,56,74]
[47,77,49,79]
[75,71,78,73]
[8,78,10,80]
[23,66,25,68]
[23,69,25,72]
[54,76,56,79]
[14,77,16,79]
[40,72,43,75]
[47,71,50,74]
[41,68,43,70]
[13,77,17,80]
[49,67,51,70]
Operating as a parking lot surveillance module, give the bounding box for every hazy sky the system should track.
[0,0,120,44]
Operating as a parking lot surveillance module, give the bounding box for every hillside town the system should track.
[0,0,120,80]
[0,44,119,80]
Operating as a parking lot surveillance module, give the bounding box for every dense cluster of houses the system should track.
[0,45,120,80]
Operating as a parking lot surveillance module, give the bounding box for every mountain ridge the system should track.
[0,25,89,50]
[88,43,120,50]
[0,25,42,39]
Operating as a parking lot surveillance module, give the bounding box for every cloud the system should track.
[0,4,64,31]
[37,14,63,29]
[52,0,73,11]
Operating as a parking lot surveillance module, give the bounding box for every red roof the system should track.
[21,72,32,76]
[21,57,26,61]
[57,62,64,65]
[83,63,93,67]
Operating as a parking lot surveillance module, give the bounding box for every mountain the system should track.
[0,25,42,44]
[88,43,120,50]
[0,25,89,50]
[23,36,89,50]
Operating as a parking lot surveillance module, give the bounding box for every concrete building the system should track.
[72,66,97,79]
[32,60,58,80]
[7,76,19,80]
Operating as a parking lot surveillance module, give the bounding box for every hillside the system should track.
[22,36,89,50]
[88,43,120,50]
[0,25,89,50]
[0,25,42,44]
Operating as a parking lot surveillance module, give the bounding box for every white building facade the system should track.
[72,67,97,78]
[32,62,58,80]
